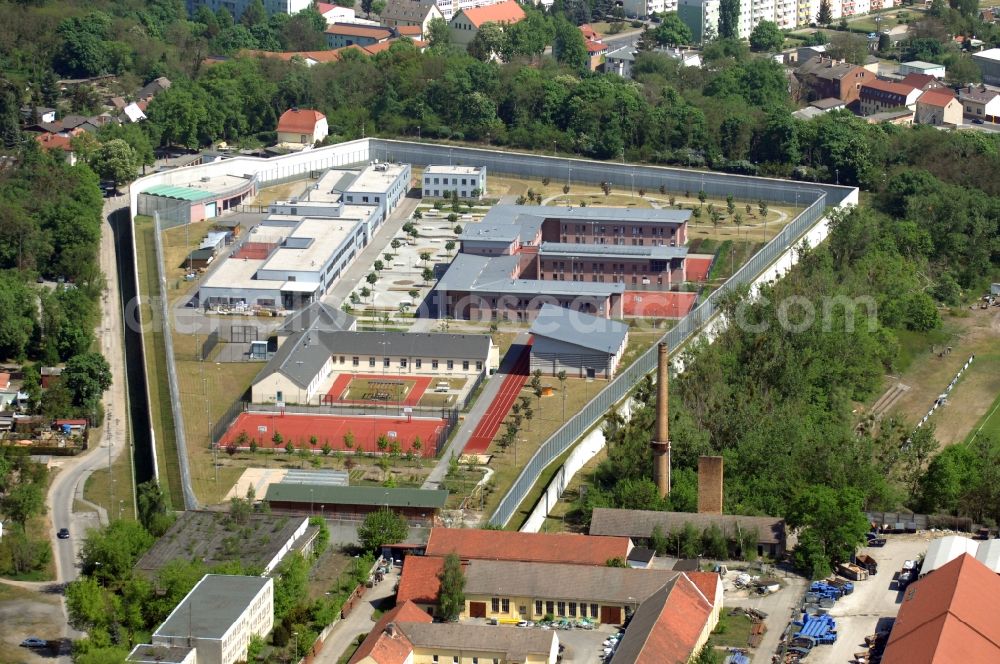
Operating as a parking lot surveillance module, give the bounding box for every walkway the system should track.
[421,332,530,489]
[311,569,398,664]
[463,340,531,454]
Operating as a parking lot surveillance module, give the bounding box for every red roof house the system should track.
[275,108,328,145]
[348,600,431,664]
[395,555,445,612]
[424,527,632,566]
[882,554,1000,664]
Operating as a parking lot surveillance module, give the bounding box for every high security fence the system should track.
[153,213,199,511]
[487,192,829,527]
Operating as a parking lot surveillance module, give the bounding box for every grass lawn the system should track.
[161,219,215,306]
[83,453,137,522]
[968,390,1000,444]
[479,376,604,520]
[0,581,61,662]
[706,240,763,285]
[707,611,755,650]
[0,515,55,582]
[134,215,184,509]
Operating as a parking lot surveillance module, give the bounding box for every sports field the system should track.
[325,374,431,406]
[220,411,444,457]
[623,291,698,318]
[464,342,531,454]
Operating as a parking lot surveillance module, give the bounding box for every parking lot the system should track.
[458,619,616,663]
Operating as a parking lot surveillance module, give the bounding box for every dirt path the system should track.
[880,308,1000,445]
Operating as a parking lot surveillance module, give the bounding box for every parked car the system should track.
[20,638,47,648]
[57,528,70,539]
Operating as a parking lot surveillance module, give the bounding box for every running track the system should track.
[462,341,532,455]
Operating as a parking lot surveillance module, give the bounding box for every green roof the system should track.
[143,184,214,201]
[264,484,449,509]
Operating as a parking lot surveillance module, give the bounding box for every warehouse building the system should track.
[138,175,257,226]
[264,485,449,524]
[528,304,629,379]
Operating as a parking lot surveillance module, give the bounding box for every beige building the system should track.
[449,0,525,48]
[915,89,963,126]
[129,575,273,664]
[251,331,498,404]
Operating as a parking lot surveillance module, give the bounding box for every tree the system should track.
[817,0,833,25]
[828,32,869,65]
[62,352,112,417]
[427,17,451,50]
[469,22,509,61]
[553,17,588,71]
[357,507,408,552]
[787,486,869,578]
[437,552,465,620]
[422,267,435,283]
[1,481,45,529]
[93,138,140,185]
[718,0,741,39]
[240,0,267,27]
[79,519,154,584]
[136,480,173,536]
[749,20,783,52]
[654,12,692,47]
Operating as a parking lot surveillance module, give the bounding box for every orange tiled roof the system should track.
[917,88,957,107]
[325,23,393,39]
[396,555,444,605]
[348,601,430,664]
[586,40,607,53]
[459,0,526,28]
[901,73,939,89]
[425,527,631,566]
[276,108,326,134]
[397,25,422,36]
[580,24,599,40]
[36,133,74,152]
[862,79,918,97]
[882,554,1000,664]
[631,574,716,664]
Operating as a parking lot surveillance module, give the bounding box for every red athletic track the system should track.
[462,341,532,455]
[686,256,713,282]
[623,291,698,318]
[220,412,442,457]
[325,374,431,406]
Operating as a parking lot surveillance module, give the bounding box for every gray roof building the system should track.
[155,575,271,640]
[529,304,629,355]
[126,645,195,664]
[437,253,624,297]
[401,623,556,660]
[380,0,439,24]
[540,241,688,261]
[265,484,449,509]
[463,559,681,605]
[277,301,356,337]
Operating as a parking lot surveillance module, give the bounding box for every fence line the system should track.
[487,193,829,527]
[153,213,199,511]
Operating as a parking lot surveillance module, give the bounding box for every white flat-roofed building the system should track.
[973,49,1000,86]
[900,60,946,79]
[341,162,411,218]
[422,165,487,199]
[186,0,309,20]
[136,575,273,664]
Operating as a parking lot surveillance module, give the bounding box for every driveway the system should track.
[310,568,398,664]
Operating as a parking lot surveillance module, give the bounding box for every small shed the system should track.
[185,248,216,270]
[529,304,629,379]
[991,283,1000,296]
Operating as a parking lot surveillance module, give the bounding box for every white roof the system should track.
[346,163,408,194]
[973,48,1000,62]
[123,102,146,123]
[424,165,484,175]
[975,539,1000,573]
[922,536,980,575]
[261,217,359,273]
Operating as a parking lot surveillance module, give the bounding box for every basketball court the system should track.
[324,374,431,406]
[623,291,698,318]
[220,411,443,457]
[685,256,713,282]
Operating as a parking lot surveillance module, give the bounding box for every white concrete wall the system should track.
[519,192,858,532]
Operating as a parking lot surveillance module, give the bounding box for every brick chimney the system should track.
[697,456,724,514]
[652,343,671,498]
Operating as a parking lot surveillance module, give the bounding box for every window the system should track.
[432,657,438,664]
[591,603,599,618]
[462,360,469,371]
[352,357,359,367]
[415,359,422,369]
[447,360,454,370]
[569,602,577,617]
[501,598,510,613]
[383,358,391,368]
[476,361,483,371]
[492,598,500,612]
[546,601,554,615]
[557,601,566,616]
[339,356,345,364]
[473,659,478,664]
[400,358,407,368]
[535,600,543,615]
[369,357,376,367]
[363,196,369,203]
[432,359,439,369]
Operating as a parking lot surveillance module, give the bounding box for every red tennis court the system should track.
[325,374,431,406]
[233,241,277,260]
[623,291,697,318]
[463,341,532,455]
[220,411,442,457]
[686,256,713,282]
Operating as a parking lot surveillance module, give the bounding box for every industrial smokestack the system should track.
[652,342,671,498]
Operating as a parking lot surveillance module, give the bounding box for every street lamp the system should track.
[292,631,298,663]
[417,125,421,140]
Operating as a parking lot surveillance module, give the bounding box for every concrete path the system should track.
[311,568,398,664]
[421,332,530,490]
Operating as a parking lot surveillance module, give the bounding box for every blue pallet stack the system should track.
[794,613,838,645]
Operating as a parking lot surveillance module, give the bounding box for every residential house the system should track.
[449,0,526,48]
[348,601,559,664]
[379,0,443,38]
[528,304,629,379]
[127,575,273,664]
[422,165,487,199]
[901,72,946,91]
[580,26,607,71]
[20,106,56,124]
[315,1,381,25]
[859,79,921,116]
[794,56,875,105]
[35,131,79,166]
[972,48,1000,86]
[915,89,961,126]
[605,46,637,78]
[136,76,171,107]
[588,507,788,558]
[325,23,393,49]
[882,554,1000,664]
[958,85,1000,123]
[276,108,328,145]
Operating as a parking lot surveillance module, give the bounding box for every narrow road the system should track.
[311,568,398,664]
[422,332,530,489]
[41,192,132,656]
